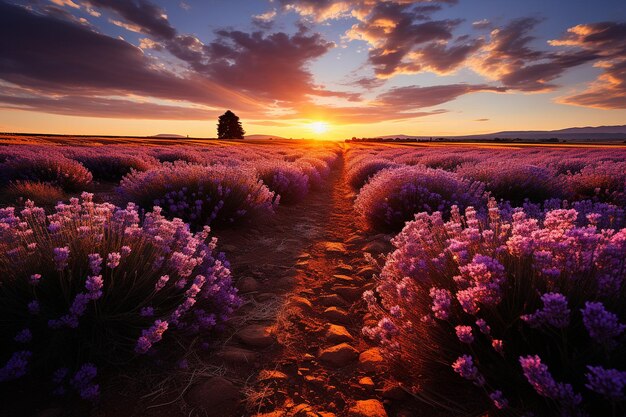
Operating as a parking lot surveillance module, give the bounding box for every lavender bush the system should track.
[457,161,564,204]
[355,165,486,231]
[0,155,92,192]
[253,160,309,205]
[118,162,276,228]
[346,158,399,189]
[72,153,158,182]
[365,203,626,416]
[0,194,239,400]
[1,181,65,207]
[565,161,626,204]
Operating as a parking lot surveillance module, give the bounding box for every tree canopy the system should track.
[217,110,245,139]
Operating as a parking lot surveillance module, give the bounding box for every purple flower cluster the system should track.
[346,158,399,189]
[354,165,486,231]
[522,292,571,328]
[585,366,626,400]
[118,162,277,228]
[0,153,93,192]
[0,194,240,398]
[71,151,159,182]
[0,351,32,382]
[70,363,99,401]
[581,302,625,348]
[364,202,626,415]
[252,160,310,205]
[452,355,484,385]
[520,355,582,409]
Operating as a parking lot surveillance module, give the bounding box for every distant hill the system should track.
[245,134,290,140]
[151,133,187,138]
[375,125,626,141]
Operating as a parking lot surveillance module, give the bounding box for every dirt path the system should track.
[192,147,407,417]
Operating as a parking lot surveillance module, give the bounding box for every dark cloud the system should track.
[474,17,598,92]
[551,22,626,109]
[202,27,336,102]
[0,89,214,120]
[347,1,466,77]
[84,0,176,39]
[376,84,506,109]
[349,76,386,90]
[0,2,254,115]
[278,0,458,22]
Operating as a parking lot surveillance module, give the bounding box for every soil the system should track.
[26,147,442,417]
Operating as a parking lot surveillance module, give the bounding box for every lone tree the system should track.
[217,110,245,139]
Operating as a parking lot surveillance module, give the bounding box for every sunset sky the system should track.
[0,0,625,139]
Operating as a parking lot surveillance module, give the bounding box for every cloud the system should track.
[472,19,490,29]
[349,76,386,90]
[252,9,277,29]
[550,22,626,109]
[0,89,216,120]
[278,0,458,22]
[375,84,506,109]
[0,2,259,116]
[84,0,177,39]
[471,17,598,92]
[49,0,80,9]
[345,2,470,77]
[202,26,336,102]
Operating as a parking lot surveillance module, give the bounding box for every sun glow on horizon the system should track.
[309,121,329,136]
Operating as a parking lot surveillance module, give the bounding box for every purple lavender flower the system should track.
[106,252,121,269]
[456,255,506,314]
[475,318,491,335]
[14,329,32,344]
[519,355,581,408]
[581,301,625,348]
[85,275,103,300]
[452,355,485,386]
[135,320,169,354]
[29,274,41,285]
[120,245,132,257]
[585,366,626,400]
[140,306,154,317]
[519,355,558,398]
[455,325,474,344]
[492,339,504,354]
[53,246,70,270]
[522,293,570,329]
[48,221,62,233]
[155,275,169,291]
[71,363,99,401]
[489,390,508,409]
[87,253,102,275]
[0,351,32,382]
[429,287,452,320]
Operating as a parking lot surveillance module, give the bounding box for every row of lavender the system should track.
[0,143,339,226]
[0,142,339,403]
[347,144,626,231]
[348,144,626,416]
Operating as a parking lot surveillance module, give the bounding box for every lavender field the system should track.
[0,135,624,417]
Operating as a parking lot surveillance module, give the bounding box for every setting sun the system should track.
[309,121,329,135]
